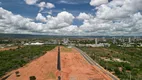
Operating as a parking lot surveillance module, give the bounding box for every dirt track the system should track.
[0,46,18,52]
[1,46,113,80]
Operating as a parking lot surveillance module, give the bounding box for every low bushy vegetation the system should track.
[79,46,142,80]
[0,45,56,77]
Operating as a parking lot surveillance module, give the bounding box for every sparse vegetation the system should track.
[79,46,142,80]
[0,45,56,77]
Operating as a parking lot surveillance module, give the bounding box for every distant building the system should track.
[95,38,98,44]
[113,37,116,44]
[63,38,69,45]
[128,37,131,43]
[77,43,110,47]
[24,42,44,45]
[45,40,58,45]
[31,42,44,45]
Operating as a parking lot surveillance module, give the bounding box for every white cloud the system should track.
[0,7,78,35]
[36,13,47,22]
[46,11,75,29]
[57,0,89,4]
[24,0,38,5]
[37,2,46,12]
[90,0,108,6]
[77,0,142,36]
[78,11,142,36]
[38,2,46,8]
[1,0,142,36]
[46,2,55,9]
[77,13,93,20]
[37,2,55,12]
[25,0,55,12]
[96,0,142,20]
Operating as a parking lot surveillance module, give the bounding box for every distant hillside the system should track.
[0,33,141,39]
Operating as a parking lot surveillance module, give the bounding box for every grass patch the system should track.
[79,47,142,80]
[61,46,72,52]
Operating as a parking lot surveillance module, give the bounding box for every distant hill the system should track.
[0,33,141,39]
[0,33,58,39]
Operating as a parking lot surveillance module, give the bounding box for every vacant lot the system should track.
[0,46,18,52]
[0,45,56,77]
[79,47,142,80]
[60,46,112,80]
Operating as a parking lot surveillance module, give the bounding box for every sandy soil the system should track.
[0,46,18,52]
[60,47,112,80]
[1,47,58,80]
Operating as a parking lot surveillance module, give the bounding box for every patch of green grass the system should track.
[79,47,142,80]
[61,47,72,52]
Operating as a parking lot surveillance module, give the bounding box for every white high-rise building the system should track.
[63,38,69,45]
[113,37,116,44]
[95,38,98,44]
[128,37,131,43]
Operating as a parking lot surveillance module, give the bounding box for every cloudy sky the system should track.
[0,0,142,36]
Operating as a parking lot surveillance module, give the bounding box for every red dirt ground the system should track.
[1,47,58,80]
[1,46,113,80]
[60,47,112,80]
[0,46,18,52]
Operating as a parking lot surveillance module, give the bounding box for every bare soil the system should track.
[1,47,58,80]
[60,46,112,80]
[1,46,112,80]
[0,46,18,52]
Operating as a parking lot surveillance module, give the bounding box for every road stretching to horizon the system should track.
[1,46,119,80]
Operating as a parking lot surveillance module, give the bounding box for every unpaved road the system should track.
[1,46,116,80]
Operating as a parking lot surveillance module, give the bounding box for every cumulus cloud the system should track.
[96,0,142,20]
[46,2,55,9]
[76,0,142,36]
[0,7,47,33]
[46,11,75,29]
[90,0,108,6]
[1,0,142,36]
[24,0,38,5]
[36,13,47,22]
[24,0,55,12]
[37,2,55,12]
[0,7,78,35]
[37,2,46,12]
[77,13,93,20]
